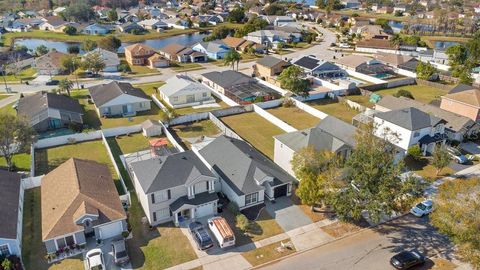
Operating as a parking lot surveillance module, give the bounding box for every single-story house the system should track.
[158,75,215,108]
[130,150,219,226]
[375,52,420,72]
[41,158,127,255]
[254,55,290,79]
[138,19,168,30]
[38,16,68,32]
[335,54,394,77]
[83,48,120,72]
[88,81,151,117]
[0,170,24,257]
[117,22,145,33]
[192,41,231,60]
[147,53,170,68]
[82,23,113,35]
[158,43,207,63]
[356,38,399,54]
[34,50,67,75]
[17,92,83,132]
[293,56,345,78]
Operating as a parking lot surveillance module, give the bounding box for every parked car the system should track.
[446,147,468,164]
[112,239,130,266]
[45,80,59,86]
[390,250,426,269]
[188,221,214,250]
[86,249,105,270]
[410,200,433,217]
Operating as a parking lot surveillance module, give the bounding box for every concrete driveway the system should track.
[83,237,132,270]
[264,197,312,232]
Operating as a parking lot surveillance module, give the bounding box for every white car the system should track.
[86,248,105,270]
[410,200,433,217]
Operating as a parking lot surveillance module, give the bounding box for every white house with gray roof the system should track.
[129,151,219,226]
[158,75,215,108]
[0,170,24,258]
[274,116,356,176]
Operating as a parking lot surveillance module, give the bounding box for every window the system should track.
[0,245,10,256]
[167,189,171,200]
[151,193,155,204]
[139,102,144,108]
[157,208,170,219]
[202,92,207,98]
[56,238,67,250]
[206,181,209,191]
[153,212,157,222]
[245,192,258,205]
[413,131,420,138]
[173,96,178,102]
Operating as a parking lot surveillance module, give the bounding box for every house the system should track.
[293,56,345,79]
[147,53,170,68]
[41,158,127,255]
[375,52,420,72]
[356,38,398,54]
[138,19,168,30]
[196,136,295,209]
[192,41,231,60]
[17,92,83,132]
[158,43,207,63]
[262,15,296,26]
[158,75,215,108]
[376,6,393,14]
[253,55,290,79]
[0,170,24,258]
[274,116,355,176]
[246,30,298,48]
[39,16,68,32]
[336,54,394,77]
[52,7,66,16]
[221,36,262,53]
[195,15,223,26]
[341,0,360,9]
[375,95,480,142]
[348,17,370,26]
[440,88,480,122]
[373,107,447,155]
[0,50,34,73]
[34,50,67,75]
[82,23,113,35]
[88,81,151,117]
[83,48,120,72]
[351,25,390,40]
[124,43,155,66]
[164,17,190,29]
[117,22,145,33]
[130,150,219,226]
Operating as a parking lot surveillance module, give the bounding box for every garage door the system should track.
[195,203,214,218]
[274,184,288,198]
[98,221,123,240]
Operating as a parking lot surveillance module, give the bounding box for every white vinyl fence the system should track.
[160,122,185,152]
[252,104,297,133]
[23,175,43,190]
[151,94,169,113]
[34,130,102,149]
[102,133,128,195]
[208,112,243,140]
[103,125,142,138]
[346,69,386,84]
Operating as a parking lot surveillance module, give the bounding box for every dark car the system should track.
[45,80,59,86]
[188,221,214,250]
[390,250,426,269]
[111,239,130,266]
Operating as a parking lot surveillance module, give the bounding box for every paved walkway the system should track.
[0,93,19,109]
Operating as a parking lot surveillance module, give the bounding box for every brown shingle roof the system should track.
[443,89,480,107]
[41,158,126,240]
[356,39,397,50]
[159,43,188,56]
[125,43,155,55]
[35,51,67,70]
[222,36,247,49]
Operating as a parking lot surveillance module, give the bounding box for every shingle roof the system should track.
[375,107,444,130]
[170,192,218,212]
[256,56,288,68]
[443,89,480,107]
[194,41,229,53]
[199,136,295,196]
[0,170,22,239]
[201,70,254,89]
[41,158,126,240]
[159,43,188,56]
[17,92,83,120]
[89,81,149,106]
[35,50,67,70]
[448,83,478,94]
[356,39,397,50]
[335,54,374,69]
[130,150,216,193]
[222,36,247,48]
[158,75,211,97]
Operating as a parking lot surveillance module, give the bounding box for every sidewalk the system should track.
[0,93,19,108]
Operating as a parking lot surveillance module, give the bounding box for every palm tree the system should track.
[58,79,74,96]
[223,50,242,71]
[390,34,402,47]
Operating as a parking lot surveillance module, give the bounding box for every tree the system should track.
[432,145,452,176]
[107,9,118,22]
[390,34,402,46]
[203,26,232,41]
[35,45,48,56]
[58,79,73,96]
[81,39,97,52]
[223,50,242,71]
[0,113,35,171]
[97,36,121,52]
[63,25,77,35]
[67,45,80,54]
[2,258,12,270]
[227,5,245,23]
[407,145,422,161]
[416,62,436,80]
[393,89,414,99]
[236,213,250,232]
[61,55,80,75]
[82,51,105,75]
[62,1,95,22]
[278,65,310,98]
[332,123,424,223]
[430,178,480,269]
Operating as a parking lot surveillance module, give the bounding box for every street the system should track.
[259,214,460,270]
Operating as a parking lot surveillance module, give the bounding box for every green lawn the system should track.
[266,106,321,130]
[22,188,84,270]
[170,120,222,149]
[173,97,229,116]
[119,59,161,75]
[34,140,125,194]
[1,67,37,82]
[0,152,31,171]
[134,82,166,96]
[404,157,455,182]
[0,94,12,100]
[113,133,151,155]
[345,95,373,108]
[127,193,198,270]
[0,101,16,115]
[220,112,285,159]
[242,239,296,266]
[70,90,102,130]
[372,84,449,104]
[170,62,205,72]
[306,99,359,124]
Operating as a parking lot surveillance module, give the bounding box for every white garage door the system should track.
[195,203,214,218]
[98,221,123,240]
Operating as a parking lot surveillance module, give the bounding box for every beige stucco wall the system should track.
[440,97,480,122]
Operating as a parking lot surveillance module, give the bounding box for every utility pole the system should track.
[1,65,10,93]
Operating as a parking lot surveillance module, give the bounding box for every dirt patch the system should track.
[321,219,369,238]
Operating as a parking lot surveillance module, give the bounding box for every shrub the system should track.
[68,122,83,133]
[394,89,414,99]
[226,201,239,214]
[282,97,296,108]
[236,213,250,232]
[122,231,130,238]
[118,63,131,73]
[407,145,422,160]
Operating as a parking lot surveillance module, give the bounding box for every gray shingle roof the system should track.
[17,92,83,120]
[375,107,444,130]
[130,150,216,193]
[88,81,149,107]
[199,136,295,196]
[158,75,211,97]
[256,56,288,68]
[170,192,218,212]
[201,70,254,89]
[0,170,21,239]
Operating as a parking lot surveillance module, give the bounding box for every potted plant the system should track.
[96,239,102,246]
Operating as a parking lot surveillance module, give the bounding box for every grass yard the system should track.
[266,106,321,130]
[173,97,229,115]
[220,112,285,159]
[345,95,373,108]
[113,133,151,155]
[34,140,125,194]
[372,84,449,104]
[170,62,205,72]
[242,239,296,266]
[22,188,84,270]
[70,90,102,130]
[0,152,31,171]
[120,59,161,75]
[127,194,197,270]
[134,82,166,96]
[0,101,16,115]
[404,157,455,181]
[1,67,37,82]
[0,94,12,100]
[306,99,359,124]
[170,120,221,149]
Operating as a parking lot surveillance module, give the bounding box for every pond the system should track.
[388,21,404,33]
[14,32,209,54]
[434,41,459,50]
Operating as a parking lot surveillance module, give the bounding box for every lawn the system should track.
[170,120,222,149]
[220,112,285,159]
[173,97,229,116]
[242,239,296,266]
[170,62,205,72]
[306,99,359,124]
[120,59,161,75]
[1,67,37,82]
[0,94,12,100]
[404,157,455,182]
[372,84,449,104]
[0,101,16,115]
[34,140,125,194]
[112,133,151,155]
[134,82,166,96]
[70,90,102,130]
[22,188,84,270]
[345,95,373,108]
[127,193,197,270]
[266,106,321,130]
[0,152,31,171]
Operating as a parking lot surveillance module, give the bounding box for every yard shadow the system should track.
[167,127,189,150]
[34,148,49,176]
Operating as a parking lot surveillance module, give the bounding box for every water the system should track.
[388,21,404,33]
[434,41,459,50]
[15,32,209,54]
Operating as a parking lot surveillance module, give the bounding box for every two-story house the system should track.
[440,87,480,122]
[130,151,219,226]
[124,43,155,66]
[373,107,447,155]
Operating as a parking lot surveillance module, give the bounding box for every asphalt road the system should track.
[259,214,458,270]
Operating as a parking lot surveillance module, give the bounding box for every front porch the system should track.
[419,133,448,155]
[170,192,219,226]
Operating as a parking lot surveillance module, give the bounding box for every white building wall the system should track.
[373,117,432,151]
[273,139,296,176]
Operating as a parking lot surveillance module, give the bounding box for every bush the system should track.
[68,122,83,133]
[394,89,414,99]
[67,45,80,54]
[236,213,250,232]
[282,97,296,107]
[407,145,422,160]
[226,201,239,214]
[118,63,131,73]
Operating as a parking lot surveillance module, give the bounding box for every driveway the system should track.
[84,237,132,270]
[264,197,312,232]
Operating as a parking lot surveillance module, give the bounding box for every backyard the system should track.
[220,112,285,159]
[0,152,31,171]
[266,106,321,130]
[170,120,222,148]
[306,99,359,124]
[172,97,229,116]
[371,84,450,104]
[135,82,166,96]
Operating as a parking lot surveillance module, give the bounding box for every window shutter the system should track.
[153,212,157,222]
[151,193,155,204]
[206,181,209,191]
[167,189,171,200]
